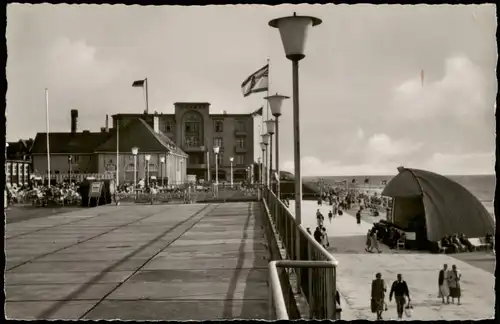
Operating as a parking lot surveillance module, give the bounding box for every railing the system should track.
[262,187,340,320]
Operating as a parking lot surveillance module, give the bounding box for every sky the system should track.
[6,4,497,176]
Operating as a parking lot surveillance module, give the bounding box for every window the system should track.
[214,120,224,133]
[186,136,200,147]
[237,137,246,148]
[185,122,199,133]
[166,120,173,133]
[217,152,224,165]
[6,163,11,176]
[236,154,245,165]
[214,137,223,148]
[235,120,245,132]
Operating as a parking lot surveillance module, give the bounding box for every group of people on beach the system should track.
[370,264,462,320]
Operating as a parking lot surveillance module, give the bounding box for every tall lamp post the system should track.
[261,134,270,188]
[145,154,151,187]
[265,119,276,192]
[269,12,322,226]
[229,156,234,188]
[265,94,289,200]
[132,147,139,191]
[269,11,323,314]
[259,145,265,186]
[68,155,72,183]
[213,146,220,195]
[160,156,165,187]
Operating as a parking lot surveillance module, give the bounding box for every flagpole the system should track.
[266,58,270,120]
[145,78,149,114]
[45,88,51,185]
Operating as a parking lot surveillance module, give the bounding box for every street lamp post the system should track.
[261,134,270,188]
[145,154,151,187]
[259,144,265,187]
[265,93,290,200]
[229,156,234,188]
[132,147,139,191]
[160,156,165,187]
[269,12,322,305]
[269,12,322,225]
[213,146,220,195]
[68,155,72,184]
[265,119,276,192]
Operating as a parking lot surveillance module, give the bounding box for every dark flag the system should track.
[251,106,263,117]
[132,79,145,87]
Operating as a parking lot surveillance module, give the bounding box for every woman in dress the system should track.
[371,272,387,320]
[448,264,461,305]
[321,227,330,249]
[438,264,450,304]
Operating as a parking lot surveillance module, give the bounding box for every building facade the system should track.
[113,102,254,182]
[31,109,188,185]
[6,139,34,187]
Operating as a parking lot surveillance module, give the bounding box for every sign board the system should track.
[89,181,103,198]
[405,232,416,241]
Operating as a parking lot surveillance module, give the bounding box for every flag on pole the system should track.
[132,79,145,87]
[241,64,269,97]
[251,106,264,117]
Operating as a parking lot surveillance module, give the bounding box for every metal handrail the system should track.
[262,188,340,320]
[268,260,337,320]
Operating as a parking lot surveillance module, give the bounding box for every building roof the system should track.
[382,167,494,241]
[31,132,111,154]
[174,102,211,106]
[7,138,34,157]
[95,118,186,156]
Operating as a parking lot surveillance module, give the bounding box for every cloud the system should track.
[421,152,494,175]
[389,54,489,121]
[356,128,365,139]
[366,133,422,157]
[45,37,125,89]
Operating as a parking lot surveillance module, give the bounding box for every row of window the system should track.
[204,153,245,165]
[161,119,247,134]
[213,137,246,148]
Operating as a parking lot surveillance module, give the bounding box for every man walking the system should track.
[389,273,411,319]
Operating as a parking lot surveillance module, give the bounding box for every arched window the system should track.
[182,110,203,147]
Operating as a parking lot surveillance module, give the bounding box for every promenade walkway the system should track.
[5,202,269,320]
[288,200,495,321]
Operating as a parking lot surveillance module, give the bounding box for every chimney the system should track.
[105,114,109,132]
[153,116,159,133]
[70,109,78,133]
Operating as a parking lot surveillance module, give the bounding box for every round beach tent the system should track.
[382,167,494,242]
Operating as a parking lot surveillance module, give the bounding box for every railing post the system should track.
[325,267,334,319]
[268,272,273,320]
[308,243,314,318]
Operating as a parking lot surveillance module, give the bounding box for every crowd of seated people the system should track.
[434,233,494,254]
[371,221,406,249]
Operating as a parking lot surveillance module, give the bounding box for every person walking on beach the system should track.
[365,229,372,252]
[314,227,323,245]
[371,272,387,320]
[321,227,330,248]
[356,209,362,224]
[438,264,450,304]
[389,274,411,319]
[368,229,382,253]
[448,264,461,305]
[328,210,333,222]
[317,210,324,227]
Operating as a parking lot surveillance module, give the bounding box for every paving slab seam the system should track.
[75,204,218,320]
[5,207,122,240]
[6,205,190,272]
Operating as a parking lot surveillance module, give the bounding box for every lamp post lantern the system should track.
[265,93,290,200]
[261,133,270,188]
[145,154,151,187]
[160,156,165,187]
[131,147,139,190]
[229,156,234,188]
[265,119,276,192]
[269,12,321,225]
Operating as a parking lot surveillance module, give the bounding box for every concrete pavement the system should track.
[288,200,495,320]
[5,202,270,320]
